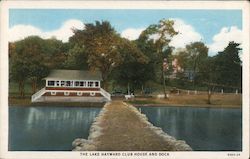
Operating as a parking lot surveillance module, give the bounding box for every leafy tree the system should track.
[139,19,178,98]
[213,41,242,87]
[198,56,216,104]
[185,42,208,87]
[71,21,147,89]
[10,58,30,97]
[135,36,159,93]
[43,38,67,69]
[70,21,123,88]
[10,36,49,95]
[199,41,242,104]
[64,44,88,70]
[111,39,149,94]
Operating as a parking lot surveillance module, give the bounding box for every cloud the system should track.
[8,25,42,42]
[121,28,145,40]
[169,19,203,49]
[121,19,202,49]
[9,19,84,42]
[208,26,242,55]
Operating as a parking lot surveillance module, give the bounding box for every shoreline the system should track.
[131,103,242,109]
[9,93,242,109]
[8,101,242,109]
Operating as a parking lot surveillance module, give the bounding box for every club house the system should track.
[31,69,111,103]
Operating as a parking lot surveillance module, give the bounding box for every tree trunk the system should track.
[207,85,213,104]
[127,83,130,95]
[162,69,167,99]
[31,78,37,94]
[160,48,168,99]
[207,91,212,104]
[141,84,144,96]
[19,80,25,98]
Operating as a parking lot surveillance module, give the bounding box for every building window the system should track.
[88,81,94,87]
[95,82,99,87]
[65,81,73,87]
[80,81,85,87]
[90,92,95,96]
[75,81,80,87]
[64,92,70,96]
[66,81,71,87]
[77,92,82,96]
[61,81,65,87]
[51,92,56,95]
[48,81,55,86]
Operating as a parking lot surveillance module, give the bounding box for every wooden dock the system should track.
[72,101,192,151]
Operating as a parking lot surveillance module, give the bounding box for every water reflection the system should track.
[140,106,242,151]
[9,106,101,151]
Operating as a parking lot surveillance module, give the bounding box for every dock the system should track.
[72,101,192,151]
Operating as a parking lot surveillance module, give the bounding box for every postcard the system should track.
[0,1,249,159]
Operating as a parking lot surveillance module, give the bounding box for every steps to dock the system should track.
[72,101,192,151]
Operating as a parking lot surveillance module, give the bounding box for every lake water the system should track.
[9,106,100,151]
[9,105,242,151]
[139,106,242,151]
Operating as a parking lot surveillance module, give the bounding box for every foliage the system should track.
[70,21,148,89]
[10,36,69,97]
[43,38,67,69]
[64,44,88,70]
[139,19,178,97]
[185,42,208,86]
[9,19,242,102]
[140,19,178,54]
[10,36,48,96]
[211,41,242,87]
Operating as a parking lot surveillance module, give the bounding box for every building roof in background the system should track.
[44,69,102,81]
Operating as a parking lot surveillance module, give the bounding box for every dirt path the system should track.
[72,101,192,151]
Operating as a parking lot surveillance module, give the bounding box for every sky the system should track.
[9,9,242,56]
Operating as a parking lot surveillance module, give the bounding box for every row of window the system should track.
[50,92,96,96]
[47,80,100,87]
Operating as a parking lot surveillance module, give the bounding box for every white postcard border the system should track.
[0,1,249,159]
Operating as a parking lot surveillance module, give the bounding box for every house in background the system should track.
[31,69,111,103]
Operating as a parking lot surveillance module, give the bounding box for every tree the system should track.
[43,38,67,69]
[199,41,242,104]
[185,42,208,88]
[71,21,147,89]
[111,39,149,94]
[10,36,49,96]
[139,19,178,98]
[10,58,30,97]
[70,21,122,89]
[199,57,216,104]
[213,41,242,88]
[64,44,88,70]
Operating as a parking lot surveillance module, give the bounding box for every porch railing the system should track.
[31,87,46,102]
[100,88,111,101]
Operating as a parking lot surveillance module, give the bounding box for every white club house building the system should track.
[31,69,111,102]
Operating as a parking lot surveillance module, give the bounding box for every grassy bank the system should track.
[9,93,242,108]
[9,80,242,108]
[127,93,242,108]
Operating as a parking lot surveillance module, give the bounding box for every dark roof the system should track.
[44,69,102,81]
